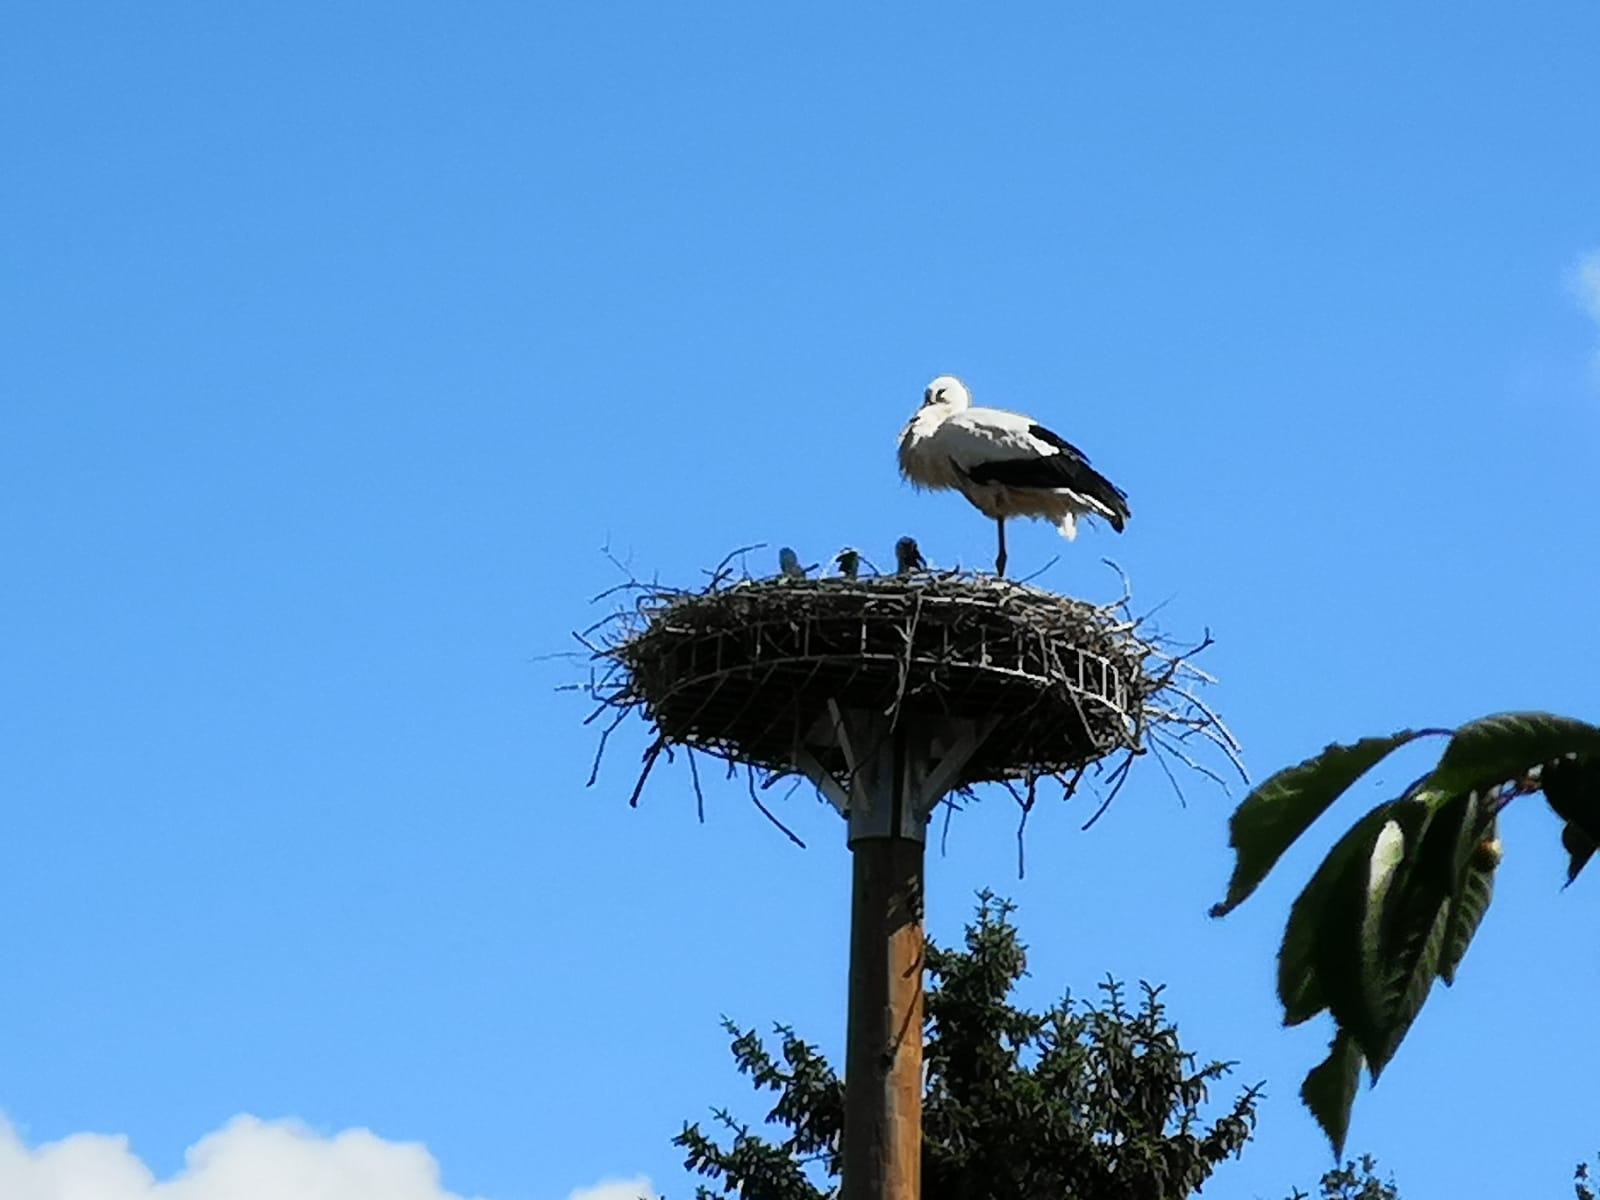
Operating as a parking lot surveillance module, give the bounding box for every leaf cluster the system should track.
[1211,711,1600,1154]
[676,893,1261,1200]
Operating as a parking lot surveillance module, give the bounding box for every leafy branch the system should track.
[1211,710,1600,1154]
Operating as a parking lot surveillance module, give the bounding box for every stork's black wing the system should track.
[965,423,1132,531]
[1026,424,1095,463]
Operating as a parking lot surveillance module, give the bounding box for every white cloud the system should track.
[0,1115,658,1200]
[565,1179,655,1200]
[1571,250,1600,324]
[0,1114,479,1200]
[1568,248,1600,386]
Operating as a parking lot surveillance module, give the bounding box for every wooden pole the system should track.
[806,710,985,1200]
[843,834,924,1200]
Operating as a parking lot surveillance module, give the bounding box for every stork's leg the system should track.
[995,518,1008,578]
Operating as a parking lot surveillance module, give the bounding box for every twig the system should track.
[687,747,705,824]
[627,737,667,807]
[599,542,637,580]
[1152,728,1230,792]
[1055,764,1088,804]
[885,592,924,731]
[1016,773,1037,878]
[586,708,630,786]
[529,649,590,664]
[1149,731,1190,806]
[1169,678,1229,727]
[1015,555,1060,584]
[1134,593,1179,630]
[589,579,654,605]
[747,766,807,848]
[1081,752,1136,830]
[1099,558,1134,611]
[704,543,767,589]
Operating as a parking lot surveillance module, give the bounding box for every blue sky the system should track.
[3,3,1599,1197]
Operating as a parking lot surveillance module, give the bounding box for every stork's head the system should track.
[921,375,972,411]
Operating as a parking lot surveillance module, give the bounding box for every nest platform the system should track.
[601,574,1159,789]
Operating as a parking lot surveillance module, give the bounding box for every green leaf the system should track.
[1365,798,1464,1077]
[1545,753,1600,844]
[1302,1030,1364,1158]
[1278,802,1395,1026]
[1438,813,1498,986]
[1353,790,1483,1061]
[1297,794,1437,1067]
[1413,788,1481,896]
[1213,731,1437,918]
[1562,821,1596,886]
[1336,800,1427,1063]
[1368,898,1449,1079]
[1430,712,1600,796]
[1347,792,1478,1076]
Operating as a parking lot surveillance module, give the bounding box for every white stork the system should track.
[898,375,1130,577]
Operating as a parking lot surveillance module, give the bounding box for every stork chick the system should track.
[778,547,812,580]
[894,536,927,575]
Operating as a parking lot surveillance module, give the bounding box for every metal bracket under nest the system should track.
[792,698,1001,845]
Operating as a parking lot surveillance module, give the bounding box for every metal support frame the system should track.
[792,703,997,845]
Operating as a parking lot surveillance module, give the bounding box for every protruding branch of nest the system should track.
[574,558,1241,849]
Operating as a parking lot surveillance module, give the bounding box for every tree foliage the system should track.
[675,893,1263,1199]
[1576,1155,1598,1200]
[1287,1155,1400,1200]
[1212,710,1600,1154]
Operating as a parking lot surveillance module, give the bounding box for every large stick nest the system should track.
[619,575,1139,783]
[577,560,1241,825]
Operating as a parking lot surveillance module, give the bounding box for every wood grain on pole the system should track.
[843,835,925,1200]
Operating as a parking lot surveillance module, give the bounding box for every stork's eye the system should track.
[935,388,947,402]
